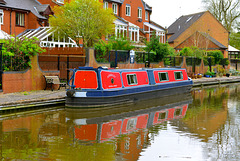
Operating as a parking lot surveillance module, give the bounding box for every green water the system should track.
[0,84,240,160]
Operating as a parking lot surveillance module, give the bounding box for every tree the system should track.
[229,32,240,49]
[145,33,175,62]
[49,0,116,47]
[202,0,240,31]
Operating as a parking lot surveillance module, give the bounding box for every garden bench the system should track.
[44,75,67,91]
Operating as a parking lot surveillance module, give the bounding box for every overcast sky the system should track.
[144,0,205,28]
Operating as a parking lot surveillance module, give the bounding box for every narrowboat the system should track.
[66,67,193,108]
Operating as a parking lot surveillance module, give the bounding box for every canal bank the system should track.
[1,76,240,110]
[192,76,240,87]
[0,89,66,111]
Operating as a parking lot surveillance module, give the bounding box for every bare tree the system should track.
[202,0,240,31]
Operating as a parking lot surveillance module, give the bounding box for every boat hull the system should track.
[65,84,192,108]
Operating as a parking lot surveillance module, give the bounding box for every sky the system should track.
[143,0,205,28]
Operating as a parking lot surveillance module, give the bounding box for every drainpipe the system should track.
[10,9,12,35]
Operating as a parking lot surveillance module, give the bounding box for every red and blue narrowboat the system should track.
[66,67,193,108]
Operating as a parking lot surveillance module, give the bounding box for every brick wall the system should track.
[1,9,43,36]
[120,0,150,29]
[2,55,59,93]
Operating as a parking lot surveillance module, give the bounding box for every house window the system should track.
[16,12,25,26]
[127,74,137,85]
[104,1,108,9]
[0,9,3,25]
[112,3,117,14]
[138,8,142,18]
[174,71,183,80]
[56,0,64,4]
[158,72,169,82]
[126,5,131,16]
[145,11,148,21]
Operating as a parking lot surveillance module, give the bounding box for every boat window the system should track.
[174,71,183,80]
[174,108,183,117]
[127,74,138,85]
[157,111,168,121]
[158,72,169,82]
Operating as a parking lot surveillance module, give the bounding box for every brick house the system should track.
[0,0,53,36]
[33,0,167,45]
[167,11,229,58]
[15,0,166,47]
[102,0,166,44]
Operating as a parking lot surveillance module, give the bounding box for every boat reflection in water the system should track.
[66,93,192,143]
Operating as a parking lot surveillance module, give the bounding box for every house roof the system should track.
[167,11,206,43]
[200,32,227,49]
[144,22,165,32]
[142,0,152,11]
[35,4,49,13]
[150,20,166,31]
[229,45,240,52]
[0,0,47,19]
[106,0,123,4]
[0,0,6,5]
[0,29,10,39]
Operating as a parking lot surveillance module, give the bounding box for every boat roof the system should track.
[77,67,185,72]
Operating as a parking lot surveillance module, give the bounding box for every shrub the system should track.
[1,36,45,71]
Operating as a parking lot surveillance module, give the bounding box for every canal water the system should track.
[0,84,240,160]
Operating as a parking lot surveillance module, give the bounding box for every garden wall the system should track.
[86,48,208,76]
[2,55,59,93]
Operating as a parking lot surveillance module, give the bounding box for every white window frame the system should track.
[174,71,183,80]
[158,72,169,82]
[126,5,131,16]
[129,26,139,42]
[127,74,138,85]
[112,3,118,14]
[145,11,148,21]
[56,0,64,4]
[104,1,108,9]
[0,9,3,25]
[138,8,142,18]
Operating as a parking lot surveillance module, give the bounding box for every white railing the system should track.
[56,0,64,4]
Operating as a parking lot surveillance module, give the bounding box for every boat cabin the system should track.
[71,67,189,90]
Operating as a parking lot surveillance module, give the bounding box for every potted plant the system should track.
[204,71,212,78]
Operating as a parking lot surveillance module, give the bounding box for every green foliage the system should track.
[109,36,134,51]
[216,65,225,76]
[94,40,112,62]
[94,37,134,62]
[145,32,175,62]
[229,32,240,49]
[0,36,45,71]
[49,0,116,47]
[179,46,205,59]
[207,50,224,64]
